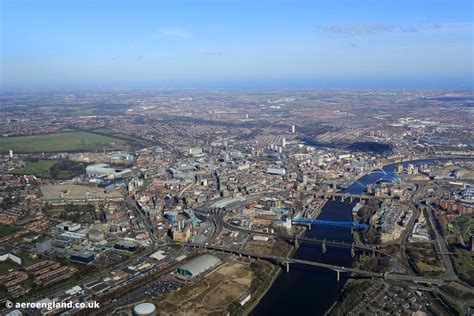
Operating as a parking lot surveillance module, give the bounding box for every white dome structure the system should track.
[133,302,156,316]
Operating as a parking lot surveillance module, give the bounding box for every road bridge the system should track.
[186,243,452,285]
[186,243,384,281]
[217,217,388,256]
[311,192,389,203]
[291,217,369,229]
[278,235,389,256]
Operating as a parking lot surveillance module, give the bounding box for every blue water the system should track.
[251,158,452,315]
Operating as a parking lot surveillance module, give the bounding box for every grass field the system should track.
[446,215,474,286]
[13,159,87,179]
[13,160,59,178]
[0,223,20,237]
[0,262,19,275]
[0,131,128,153]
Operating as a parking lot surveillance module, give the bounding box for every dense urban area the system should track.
[0,89,473,316]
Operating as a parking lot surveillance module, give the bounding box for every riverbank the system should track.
[244,241,297,315]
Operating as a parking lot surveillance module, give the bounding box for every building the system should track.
[0,253,22,265]
[259,197,281,209]
[114,240,138,252]
[60,231,87,241]
[57,222,81,232]
[238,292,251,306]
[189,147,203,155]
[70,251,95,264]
[171,223,192,242]
[176,254,221,279]
[396,164,404,173]
[133,303,156,316]
[36,239,53,254]
[266,167,286,176]
[86,163,132,179]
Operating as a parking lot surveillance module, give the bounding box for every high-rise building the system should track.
[302,175,308,185]
[9,150,13,158]
[282,138,286,147]
[396,164,404,174]
[291,125,295,133]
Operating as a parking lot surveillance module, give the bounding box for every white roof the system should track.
[150,250,166,261]
[65,285,82,295]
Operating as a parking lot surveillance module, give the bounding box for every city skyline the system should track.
[1,0,473,89]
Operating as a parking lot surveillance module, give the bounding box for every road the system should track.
[186,243,385,278]
[425,205,457,280]
[125,195,159,244]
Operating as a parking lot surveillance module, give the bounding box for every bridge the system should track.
[186,243,384,281]
[311,192,388,203]
[186,243,452,285]
[291,217,369,229]
[277,235,389,256]
[216,216,384,255]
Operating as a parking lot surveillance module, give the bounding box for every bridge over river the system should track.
[291,217,369,229]
[186,243,449,285]
[187,243,383,281]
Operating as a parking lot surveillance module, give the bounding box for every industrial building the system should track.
[176,255,221,279]
[70,251,95,264]
[114,240,138,252]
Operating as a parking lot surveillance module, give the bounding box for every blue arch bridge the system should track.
[291,217,369,230]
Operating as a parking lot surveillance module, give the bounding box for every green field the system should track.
[0,223,20,237]
[13,159,87,179]
[0,262,19,275]
[0,131,128,153]
[445,215,474,286]
[13,160,59,178]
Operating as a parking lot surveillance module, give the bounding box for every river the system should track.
[250,158,454,315]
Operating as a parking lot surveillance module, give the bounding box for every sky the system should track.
[1,0,473,89]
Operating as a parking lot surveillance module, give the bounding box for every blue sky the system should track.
[1,0,473,89]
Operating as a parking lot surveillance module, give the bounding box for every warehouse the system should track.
[176,255,221,279]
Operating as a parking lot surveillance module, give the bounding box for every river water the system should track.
[251,158,452,315]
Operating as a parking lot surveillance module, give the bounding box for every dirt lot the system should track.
[155,260,253,315]
[41,184,122,202]
[243,238,291,257]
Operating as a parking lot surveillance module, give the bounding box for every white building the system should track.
[267,167,286,176]
[86,163,132,178]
